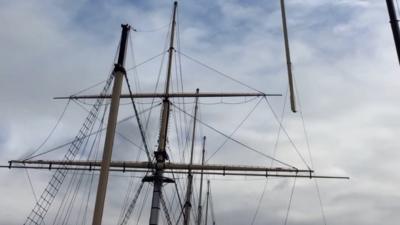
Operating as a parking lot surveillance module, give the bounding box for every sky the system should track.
[1,0,400,225]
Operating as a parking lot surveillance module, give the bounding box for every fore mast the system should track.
[92,24,130,225]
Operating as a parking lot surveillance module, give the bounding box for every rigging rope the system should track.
[206,98,263,162]
[53,100,108,225]
[23,103,161,160]
[177,51,263,93]
[23,71,114,225]
[292,75,328,225]
[283,176,297,225]
[24,169,39,203]
[136,182,151,225]
[73,98,152,154]
[126,50,168,72]
[69,50,167,98]
[119,182,145,225]
[160,191,174,225]
[175,6,192,165]
[132,22,171,33]
[263,96,311,169]
[21,100,71,161]
[250,87,289,225]
[171,103,297,169]
[124,73,152,161]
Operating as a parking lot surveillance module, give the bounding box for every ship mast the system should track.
[386,0,400,65]
[183,89,200,225]
[196,136,206,225]
[92,24,130,225]
[148,2,178,225]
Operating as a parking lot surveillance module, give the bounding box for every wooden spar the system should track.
[183,89,200,225]
[91,24,130,225]
[54,92,281,99]
[386,0,400,65]
[4,164,349,179]
[280,0,297,113]
[10,160,313,173]
[197,136,206,225]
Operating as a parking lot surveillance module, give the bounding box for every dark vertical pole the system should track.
[280,0,297,113]
[183,88,200,225]
[92,24,130,225]
[386,0,400,65]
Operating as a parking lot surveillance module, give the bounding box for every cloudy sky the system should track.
[1,0,400,225]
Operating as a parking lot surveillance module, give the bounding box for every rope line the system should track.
[292,74,328,225]
[177,50,263,93]
[132,22,171,33]
[263,97,311,169]
[171,103,297,169]
[21,100,70,160]
[126,51,167,72]
[206,98,263,162]
[24,169,38,202]
[250,86,289,225]
[283,176,297,225]
[70,50,167,97]
[124,73,152,161]
[22,103,161,160]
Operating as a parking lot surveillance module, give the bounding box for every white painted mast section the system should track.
[92,24,130,225]
[148,2,178,225]
[183,89,200,225]
[197,136,206,225]
[280,0,297,113]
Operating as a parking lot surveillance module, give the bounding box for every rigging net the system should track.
[23,72,114,225]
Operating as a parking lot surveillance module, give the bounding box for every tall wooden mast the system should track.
[92,24,130,225]
[148,2,178,225]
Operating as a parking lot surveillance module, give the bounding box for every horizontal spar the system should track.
[1,164,349,179]
[9,160,310,173]
[54,92,281,100]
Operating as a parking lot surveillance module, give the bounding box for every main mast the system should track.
[148,2,178,225]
